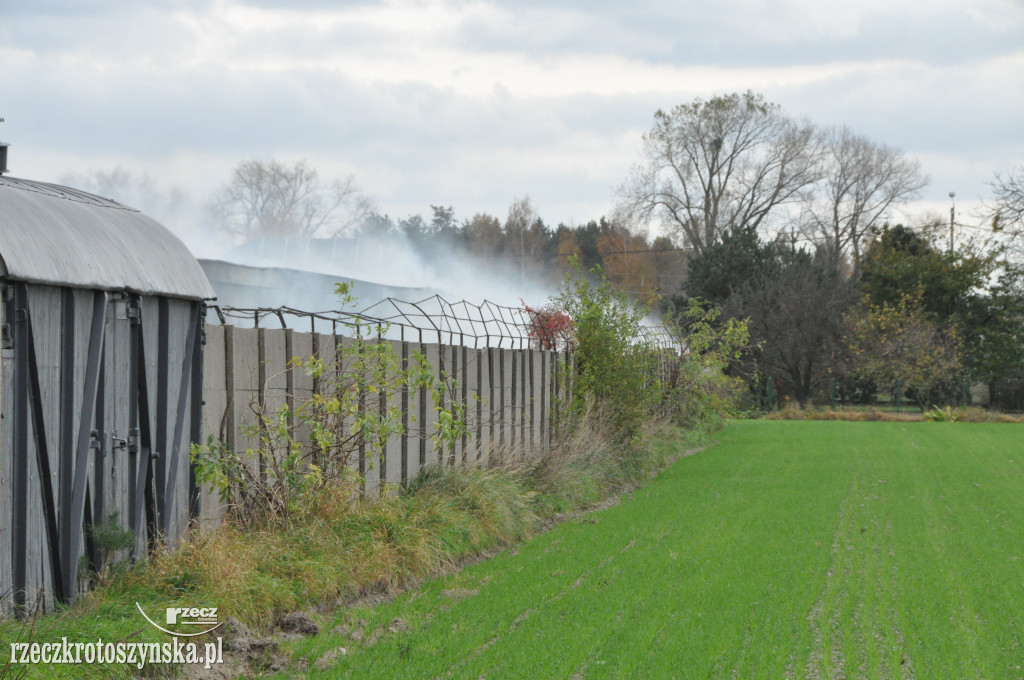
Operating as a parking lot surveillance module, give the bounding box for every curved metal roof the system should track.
[0,176,215,300]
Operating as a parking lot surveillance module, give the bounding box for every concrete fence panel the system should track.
[420,343,441,470]
[382,339,405,489]
[199,325,566,525]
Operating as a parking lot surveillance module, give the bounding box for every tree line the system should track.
[213,165,689,303]
[212,92,1024,410]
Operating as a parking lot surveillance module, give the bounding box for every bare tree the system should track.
[504,195,540,243]
[504,195,544,254]
[618,91,821,254]
[989,165,1024,250]
[504,195,548,283]
[803,126,927,273]
[213,159,374,239]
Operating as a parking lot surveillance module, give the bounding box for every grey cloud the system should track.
[0,7,199,61]
[449,1,1021,70]
[3,0,1020,231]
[5,49,1010,217]
[785,60,1024,154]
[0,0,211,18]
[3,59,612,164]
[229,0,374,8]
[226,22,412,63]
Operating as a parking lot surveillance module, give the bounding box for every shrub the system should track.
[664,299,749,429]
[551,263,749,441]
[521,299,575,351]
[844,293,963,410]
[554,263,662,441]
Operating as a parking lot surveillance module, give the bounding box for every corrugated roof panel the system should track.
[0,177,215,300]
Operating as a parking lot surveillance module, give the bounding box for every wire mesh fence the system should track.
[206,294,681,351]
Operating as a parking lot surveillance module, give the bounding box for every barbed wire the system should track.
[206,294,681,351]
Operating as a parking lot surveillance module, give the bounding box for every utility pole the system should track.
[949,191,956,254]
[0,117,8,176]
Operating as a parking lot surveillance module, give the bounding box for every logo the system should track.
[135,603,223,637]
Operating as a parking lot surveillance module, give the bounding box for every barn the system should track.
[0,173,215,612]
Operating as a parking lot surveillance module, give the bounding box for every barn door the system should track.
[2,283,204,611]
[1,284,111,608]
[84,293,139,576]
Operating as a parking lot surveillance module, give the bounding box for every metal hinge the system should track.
[127,427,139,454]
[1,323,11,350]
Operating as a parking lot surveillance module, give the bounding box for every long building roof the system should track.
[0,176,214,300]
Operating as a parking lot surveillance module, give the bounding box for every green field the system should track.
[285,421,1024,679]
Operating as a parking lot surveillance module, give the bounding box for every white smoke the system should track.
[60,167,561,312]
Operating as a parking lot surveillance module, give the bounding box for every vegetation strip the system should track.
[281,421,1024,679]
[0,420,707,680]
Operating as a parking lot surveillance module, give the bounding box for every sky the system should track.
[1,0,1022,259]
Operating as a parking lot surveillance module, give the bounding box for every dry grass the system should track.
[83,412,651,634]
[764,404,1023,423]
[130,479,515,629]
[493,409,683,517]
[130,412,691,633]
